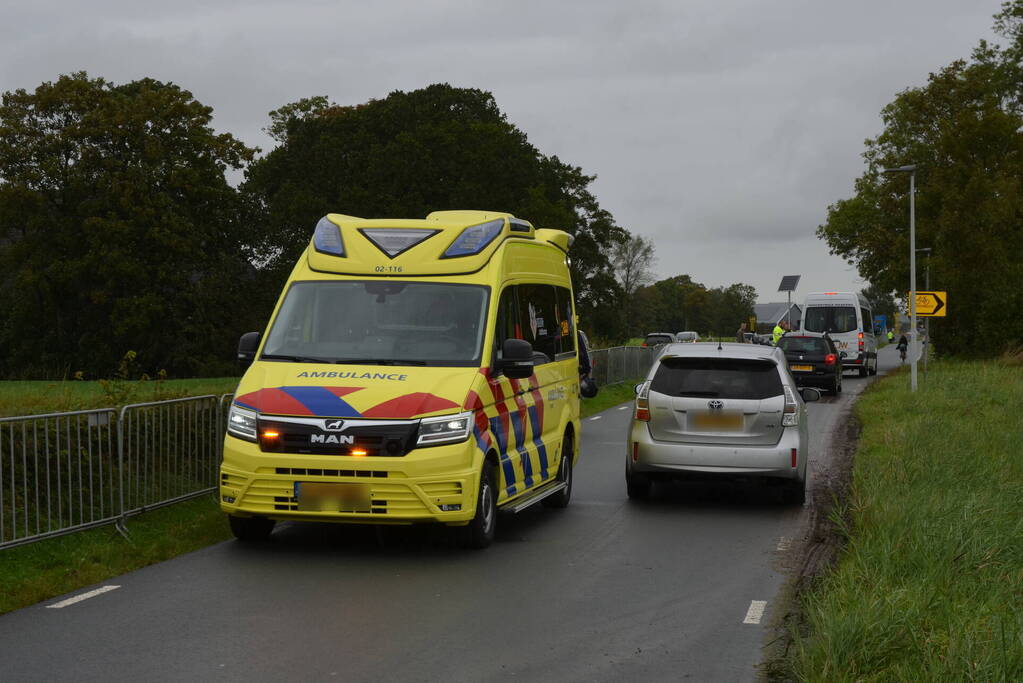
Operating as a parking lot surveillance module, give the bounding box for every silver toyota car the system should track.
[626,342,820,504]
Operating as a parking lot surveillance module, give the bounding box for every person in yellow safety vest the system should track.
[887,330,894,343]
[772,321,786,345]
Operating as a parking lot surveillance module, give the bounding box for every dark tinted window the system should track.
[803,306,857,334]
[517,284,558,362]
[778,337,831,354]
[645,334,674,345]
[555,286,575,354]
[651,357,783,400]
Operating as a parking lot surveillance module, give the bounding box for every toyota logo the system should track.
[708,400,724,410]
[323,419,345,431]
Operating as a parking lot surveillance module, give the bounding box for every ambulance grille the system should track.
[274,467,388,478]
[257,418,418,457]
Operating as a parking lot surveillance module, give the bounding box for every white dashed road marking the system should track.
[743,600,767,624]
[589,416,602,421]
[46,585,120,609]
[618,406,629,410]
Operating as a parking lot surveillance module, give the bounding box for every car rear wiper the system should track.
[332,359,429,366]
[260,354,335,363]
[677,391,720,397]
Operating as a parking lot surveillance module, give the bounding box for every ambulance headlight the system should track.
[417,411,473,446]
[442,219,504,258]
[226,404,258,442]
[313,216,346,257]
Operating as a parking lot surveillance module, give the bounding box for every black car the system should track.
[777,333,843,393]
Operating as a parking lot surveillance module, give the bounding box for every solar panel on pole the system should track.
[777,275,801,330]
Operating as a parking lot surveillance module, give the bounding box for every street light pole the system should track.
[884,164,918,392]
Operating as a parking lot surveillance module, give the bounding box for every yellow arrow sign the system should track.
[907,291,947,317]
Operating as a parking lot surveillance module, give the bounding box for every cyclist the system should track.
[896,333,909,363]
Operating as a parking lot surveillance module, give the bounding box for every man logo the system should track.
[324,419,345,431]
[311,434,354,445]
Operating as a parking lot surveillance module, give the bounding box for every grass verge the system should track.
[0,378,241,418]
[780,359,1023,680]
[581,379,640,418]
[0,496,230,615]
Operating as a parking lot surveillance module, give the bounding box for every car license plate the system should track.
[693,413,743,430]
[295,482,371,512]
[790,364,813,372]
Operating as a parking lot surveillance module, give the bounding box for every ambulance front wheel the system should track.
[460,465,497,549]
[228,514,275,542]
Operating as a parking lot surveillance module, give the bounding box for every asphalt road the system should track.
[0,346,901,682]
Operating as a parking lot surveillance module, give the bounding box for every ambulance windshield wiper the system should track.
[260,354,336,363]
[332,359,429,366]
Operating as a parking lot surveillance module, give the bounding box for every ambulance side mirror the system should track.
[498,338,534,379]
[237,332,261,367]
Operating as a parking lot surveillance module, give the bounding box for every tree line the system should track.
[0,76,753,379]
[819,0,1023,356]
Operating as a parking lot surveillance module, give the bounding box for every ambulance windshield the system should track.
[262,281,490,367]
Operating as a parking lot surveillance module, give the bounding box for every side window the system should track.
[517,284,558,363]
[494,286,519,361]
[555,286,575,355]
[860,308,872,333]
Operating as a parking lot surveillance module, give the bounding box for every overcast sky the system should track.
[0,0,1001,304]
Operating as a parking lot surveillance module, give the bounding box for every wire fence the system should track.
[0,346,653,551]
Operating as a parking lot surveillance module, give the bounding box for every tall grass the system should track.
[789,360,1023,680]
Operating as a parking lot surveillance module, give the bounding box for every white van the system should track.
[798,292,877,376]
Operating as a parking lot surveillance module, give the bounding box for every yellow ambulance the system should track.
[220,210,581,548]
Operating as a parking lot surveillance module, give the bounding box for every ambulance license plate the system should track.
[295,482,371,512]
[790,364,813,372]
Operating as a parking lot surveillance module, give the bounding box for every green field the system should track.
[0,377,242,418]
[783,359,1023,680]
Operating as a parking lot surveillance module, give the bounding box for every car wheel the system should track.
[228,514,275,542]
[828,377,839,394]
[869,357,878,375]
[626,468,651,499]
[460,465,497,549]
[858,365,868,377]
[782,477,806,506]
[543,432,573,508]
[836,375,843,393]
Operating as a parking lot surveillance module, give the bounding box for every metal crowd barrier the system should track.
[1,395,234,551]
[119,395,220,516]
[590,345,657,386]
[0,409,119,549]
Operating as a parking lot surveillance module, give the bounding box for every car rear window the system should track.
[645,335,673,345]
[651,357,783,400]
[803,306,857,334]
[778,337,830,354]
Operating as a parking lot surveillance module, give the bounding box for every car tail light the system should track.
[632,442,639,462]
[791,448,798,468]
[858,331,864,351]
[635,381,651,422]
[782,386,799,426]
[641,342,647,347]
[824,353,837,366]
